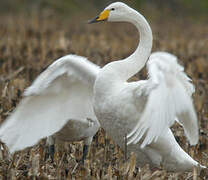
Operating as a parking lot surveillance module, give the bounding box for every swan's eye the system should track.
[111,8,115,11]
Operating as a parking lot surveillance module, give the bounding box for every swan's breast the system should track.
[93,80,144,135]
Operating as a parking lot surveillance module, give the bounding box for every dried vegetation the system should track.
[0,12,208,179]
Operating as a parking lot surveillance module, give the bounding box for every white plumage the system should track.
[49,118,99,144]
[0,1,205,172]
[46,117,99,162]
[127,52,198,147]
[0,55,100,153]
[91,2,203,171]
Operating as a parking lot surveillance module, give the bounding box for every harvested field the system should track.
[0,11,208,179]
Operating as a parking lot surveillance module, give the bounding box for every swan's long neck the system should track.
[107,9,153,81]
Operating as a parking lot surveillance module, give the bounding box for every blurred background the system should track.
[0,0,208,179]
[0,0,208,18]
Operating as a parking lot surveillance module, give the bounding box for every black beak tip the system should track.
[88,16,98,24]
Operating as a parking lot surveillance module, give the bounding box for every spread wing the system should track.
[0,55,100,153]
[127,52,198,148]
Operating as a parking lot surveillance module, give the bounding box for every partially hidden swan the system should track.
[47,118,99,162]
[0,2,205,172]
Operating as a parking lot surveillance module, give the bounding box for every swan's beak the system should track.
[88,9,110,24]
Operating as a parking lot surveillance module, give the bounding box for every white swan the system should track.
[0,1,205,172]
[0,55,100,162]
[89,2,204,171]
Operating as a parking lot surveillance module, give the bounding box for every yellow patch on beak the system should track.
[88,9,110,24]
[97,9,110,21]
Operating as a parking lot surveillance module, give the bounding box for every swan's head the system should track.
[88,2,133,23]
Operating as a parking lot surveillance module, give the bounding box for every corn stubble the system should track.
[0,13,208,179]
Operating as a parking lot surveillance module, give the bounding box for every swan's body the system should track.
[0,1,205,172]
[94,51,199,171]
[91,2,203,171]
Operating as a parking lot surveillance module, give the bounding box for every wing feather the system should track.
[127,52,198,148]
[0,55,100,153]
